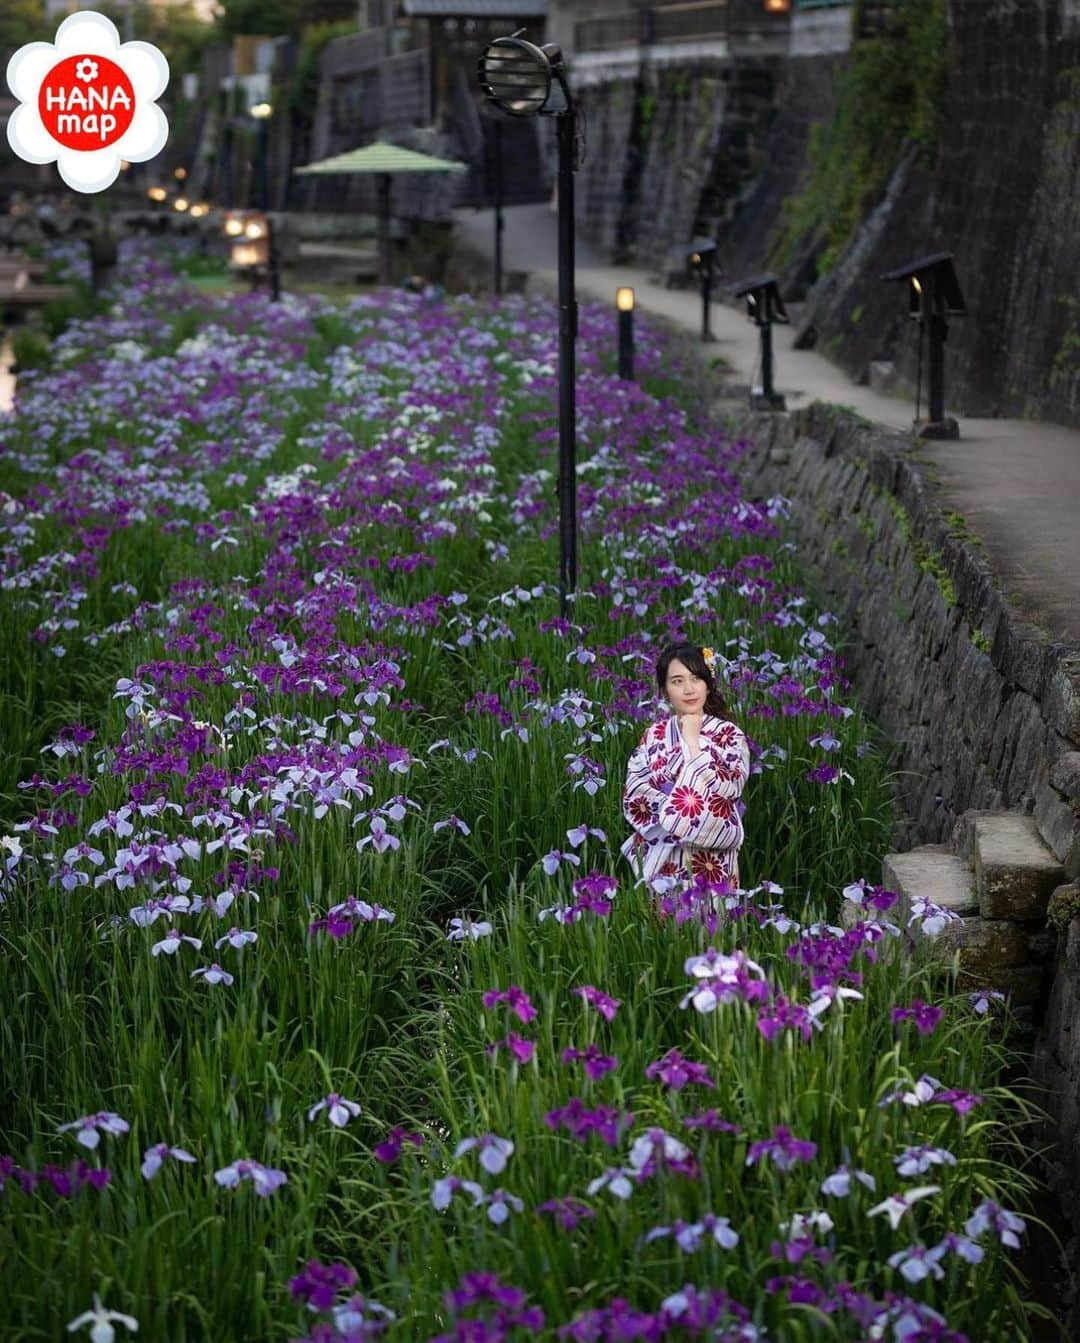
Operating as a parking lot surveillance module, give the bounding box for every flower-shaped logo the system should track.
[6,10,169,193]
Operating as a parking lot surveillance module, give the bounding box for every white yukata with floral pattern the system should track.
[620,712,750,887]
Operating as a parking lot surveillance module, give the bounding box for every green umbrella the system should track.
[295,141,468,285]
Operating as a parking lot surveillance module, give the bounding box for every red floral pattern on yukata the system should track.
[669,785,704,820]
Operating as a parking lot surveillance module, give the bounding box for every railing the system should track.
[792,0,901,35]
[576,0,733,52]
[575,10,642,52]
[649,0,729,43]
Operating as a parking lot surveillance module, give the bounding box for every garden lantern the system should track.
[881,252,967,439]
[687,239,717,342]
[172,197,189,213]
[228,210,269,279]
[146,186,166,204]
[223,210,245,238]
[479,31,583,617]
[616,286,634,381]
[731,273,789,412]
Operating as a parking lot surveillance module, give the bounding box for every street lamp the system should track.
[481,109,505,297]
[881,252,967,440]
[616,286,634,381]
[479,32,583,618]
[730,272,789,411]
[250,101,281,302]
[687,238,717,342]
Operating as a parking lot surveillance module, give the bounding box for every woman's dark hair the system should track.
[655,642,729,718]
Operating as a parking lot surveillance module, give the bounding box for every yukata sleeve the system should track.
[657,727,750,849]
[622,732,667,836]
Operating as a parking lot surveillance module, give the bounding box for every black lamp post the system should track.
[687,238,717,342]
[479,32,583,618]
[251,101,281,302]
[731,272,789,411]
[482,111,505,297]
[881,252,966,439]
[616,286,634,381]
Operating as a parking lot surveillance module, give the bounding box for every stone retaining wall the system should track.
[721,398,1080,850]
[713,390,1080,1298]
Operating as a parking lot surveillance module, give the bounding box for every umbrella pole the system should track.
[377,173,392,286]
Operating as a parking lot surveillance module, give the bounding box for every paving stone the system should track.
[974,812,1066,919]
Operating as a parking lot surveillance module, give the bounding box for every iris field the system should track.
[0,244,1055,1341]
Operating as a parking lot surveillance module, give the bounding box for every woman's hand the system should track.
[678,710,704,757]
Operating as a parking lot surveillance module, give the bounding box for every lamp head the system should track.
[250,102,273,119]
[478,33,554,116]
[173,197,189,212]
[730,273,790,325]
[880,252,967,319]
[686,238,717,274]
[616,286,634,313]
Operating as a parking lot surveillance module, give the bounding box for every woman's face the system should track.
[663,657,706,714]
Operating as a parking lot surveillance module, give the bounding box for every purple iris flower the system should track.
[891,999,944,1036]
[141,1143,196,1179]
[746,1125,817,1172]
[213,1158,286,1197]
[757,995,818,1043]
[682,1109,741,1135]
[965,1199,1026,1248]
[57,1111,130,1150]
[536,1196,596,1230]
[573,984,621,1021]
[453,1133,513,1174]
[481,985,537,1023]
[645,1048,715,1091]
[191,963,234,986]
[487,1032,535,1065]
[372,1126,423,1164]
[561,1044,617,1080]
[289,1259,358,1311]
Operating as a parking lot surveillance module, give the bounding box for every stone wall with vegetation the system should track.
[734,0,1080,426]
[573,58,782,272]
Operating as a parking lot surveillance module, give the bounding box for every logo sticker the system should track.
[6,10,169,193]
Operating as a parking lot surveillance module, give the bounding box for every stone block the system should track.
[1049,751,1080,804]
[935,913,1032,973]
[882,844,979,920]
[1045,654,1080,741]
[869,360,897,395]
[974,812,1066,919]
[950,959,1045,1004]
[1034,780,1080,866]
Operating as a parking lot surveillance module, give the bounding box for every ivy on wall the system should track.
[770,0,947,277]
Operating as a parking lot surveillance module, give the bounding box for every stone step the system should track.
[972,812,1066,920]
[882,844,980,919]
[836,845,1044,1003]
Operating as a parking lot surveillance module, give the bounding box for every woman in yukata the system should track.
[620,641,750,890]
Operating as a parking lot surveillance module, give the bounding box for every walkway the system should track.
[454,203,1080,647]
